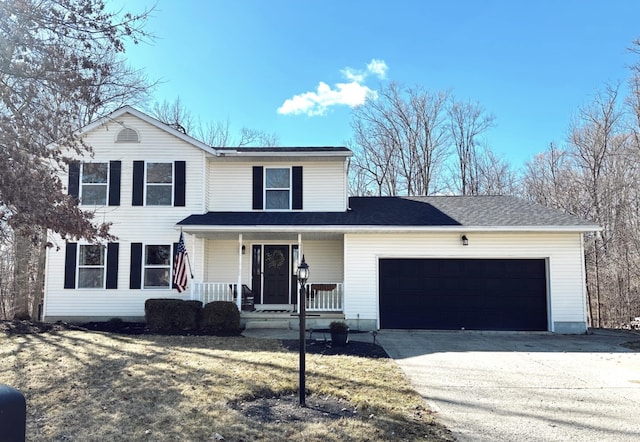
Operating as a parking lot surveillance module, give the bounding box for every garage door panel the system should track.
[379,258,548,331]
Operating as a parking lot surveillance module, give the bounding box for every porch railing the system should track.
[304,282,343,312]
[190,282,234,304]
[190,281,344,312]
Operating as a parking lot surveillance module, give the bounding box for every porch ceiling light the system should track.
[297,255,310,285]
[461,235,469,246]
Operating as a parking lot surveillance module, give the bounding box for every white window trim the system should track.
[142,244,172,290]
[76,244,106,290]
[144,162,174,206]
[79,162,109,207]
[264,166,292,211]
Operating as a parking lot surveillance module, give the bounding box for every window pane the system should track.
[147,163,172,183]
[146,245,170,265]
[81,185,107,205]
[147,185,172,205]
[78,268,104,288]
[266,190,290,209]
[82,163,108,183]
[292,246,299,274]
[266,168,290,188]
[79,245,104,266]
[144,268,170,288]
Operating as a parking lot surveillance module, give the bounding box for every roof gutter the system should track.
[177,224,601,234]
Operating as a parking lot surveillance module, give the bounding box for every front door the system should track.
[263,245,290,304]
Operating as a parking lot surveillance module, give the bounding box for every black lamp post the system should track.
[296,255,310,407]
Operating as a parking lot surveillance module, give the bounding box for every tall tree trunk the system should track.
[12,233,32,319]
[31,234,47,321]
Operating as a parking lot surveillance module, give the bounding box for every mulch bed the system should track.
[230,393,359,424]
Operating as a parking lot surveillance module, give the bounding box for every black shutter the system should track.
[292,166,303,210]
[106,243,119,289]
[132,161,144,206]
[252,166,263,210]
[64,242,77,289]
[108,161,121,206]
[68,162,80,200]
[171,242,178,289]
[129,243,143,289]
[174,161,186,207]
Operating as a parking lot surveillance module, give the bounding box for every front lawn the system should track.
[0,329,453,441]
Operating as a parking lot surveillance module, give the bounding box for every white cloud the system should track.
[367,59,388,79]
[277,58,387,117]
[277,81,376,116]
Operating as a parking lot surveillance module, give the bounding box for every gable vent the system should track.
[116,127,140,143]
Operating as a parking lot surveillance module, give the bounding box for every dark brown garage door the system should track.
[379,258,548,331]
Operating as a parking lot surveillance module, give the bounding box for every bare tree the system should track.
[474,146,519,195]
[448,99,496,195]
[350,82,451,196]
[151,97,280,147]
[0,0,154,319]
[152,97,195,134]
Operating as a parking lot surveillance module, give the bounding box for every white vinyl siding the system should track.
[45,112,206,320]
[208,161,347,211]
[203,239,343,289]
[344,232,587,330]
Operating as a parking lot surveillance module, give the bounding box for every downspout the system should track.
[580,232,589,332]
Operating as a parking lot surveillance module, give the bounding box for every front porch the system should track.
[190,281,345,313]
[182,230,347,327]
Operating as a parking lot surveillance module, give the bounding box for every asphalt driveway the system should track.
[376,330,640,442]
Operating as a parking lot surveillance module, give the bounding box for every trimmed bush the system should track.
[201,301,241,334]
[144,299,202,332]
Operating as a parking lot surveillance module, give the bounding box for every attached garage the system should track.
[379,258,548,331]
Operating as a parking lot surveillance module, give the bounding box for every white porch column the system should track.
[237,234,243,311]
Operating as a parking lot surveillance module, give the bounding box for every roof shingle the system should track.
[178,195,598,230]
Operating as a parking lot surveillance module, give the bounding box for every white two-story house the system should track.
[43,106,599,333]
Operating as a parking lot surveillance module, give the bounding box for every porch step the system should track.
[244,319,291,330]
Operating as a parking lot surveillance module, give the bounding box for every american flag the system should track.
[173,232,188,293]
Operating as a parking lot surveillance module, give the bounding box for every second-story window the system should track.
[265,167,290,210]
[80,163,108,205]
[146,162,173,205]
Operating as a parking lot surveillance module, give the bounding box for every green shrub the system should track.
[179,300,203,330]
[201,301,241,334]
[144,299,202,332]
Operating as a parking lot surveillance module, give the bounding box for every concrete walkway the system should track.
[375,330,640,442]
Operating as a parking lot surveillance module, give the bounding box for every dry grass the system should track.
[0,331,452,441]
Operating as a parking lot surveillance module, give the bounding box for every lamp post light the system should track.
[296,255,310,407]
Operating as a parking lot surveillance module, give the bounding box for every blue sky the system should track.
[121,0,640,168]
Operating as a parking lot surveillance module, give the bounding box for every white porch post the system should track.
[237,233,243,311]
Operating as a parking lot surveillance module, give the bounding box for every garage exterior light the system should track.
[461,235,469,246]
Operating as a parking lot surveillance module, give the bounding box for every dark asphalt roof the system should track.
[178,196,598,229]
[231,146,351,153]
